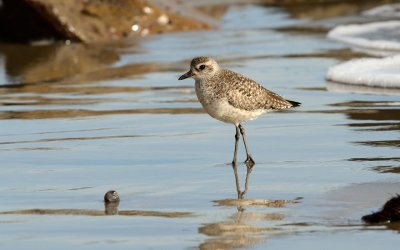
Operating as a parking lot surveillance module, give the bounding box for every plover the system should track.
[179,57,300,166]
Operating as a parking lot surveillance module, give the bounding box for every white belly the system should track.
[204,100,265,125]
[195,81,266,125]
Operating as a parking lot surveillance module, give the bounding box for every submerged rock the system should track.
[0,0,213,43]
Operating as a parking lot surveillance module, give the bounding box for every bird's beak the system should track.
[178,70,193,80]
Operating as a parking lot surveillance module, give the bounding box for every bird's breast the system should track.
[195,81,216,107]
[195,81,265,124]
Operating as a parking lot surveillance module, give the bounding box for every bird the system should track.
[178,56,300,166]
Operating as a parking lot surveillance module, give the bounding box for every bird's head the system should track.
[179,57,220,81]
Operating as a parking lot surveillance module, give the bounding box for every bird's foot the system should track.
[245,156,255,167]
[239,191,247,199]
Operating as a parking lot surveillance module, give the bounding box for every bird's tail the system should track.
[287,100,301,107]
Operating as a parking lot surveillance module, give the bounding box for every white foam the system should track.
[327,21,400,52]
[326,55,400,89]
[362,3,400,18]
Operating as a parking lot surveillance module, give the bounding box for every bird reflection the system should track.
[232,161,254,199]
[198,207,273,250]
[199,179,289,250]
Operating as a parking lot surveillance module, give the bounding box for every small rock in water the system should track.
[104,190,120,203]
[362,195,400,224]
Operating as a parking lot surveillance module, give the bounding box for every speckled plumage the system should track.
[214,69,295,112]
[181,57,299,125]
[179,56,300,165]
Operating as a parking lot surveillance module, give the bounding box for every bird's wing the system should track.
[223,70,293,111]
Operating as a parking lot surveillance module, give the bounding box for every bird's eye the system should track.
[199,64,206,70]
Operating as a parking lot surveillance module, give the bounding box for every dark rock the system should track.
[0,0,67,41]
[362,195,400,224]
[0,0,213,43]
[104,190,120,203]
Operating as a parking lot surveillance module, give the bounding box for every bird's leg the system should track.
[232,125,240,166]
[238,124,255,165]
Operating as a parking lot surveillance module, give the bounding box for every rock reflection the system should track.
[0,107,203,120]
[0,41,203,120]
[355,140,400,148]
[385,222,400,231]
[0,41,180,85]
[316,101,400,131]
[327,101,400,149]
[104,202,120,215]
[0,42,119,84]
[351,157,400,174]
[371,166,400,174]
[315,100,400,174]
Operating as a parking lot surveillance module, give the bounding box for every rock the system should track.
[362,195,400,224]
[0,0,213,43]
[104,190,120,203]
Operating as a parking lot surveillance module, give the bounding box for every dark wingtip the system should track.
[287,100,301,107]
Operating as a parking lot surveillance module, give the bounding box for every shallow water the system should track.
[1,1,400,249]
